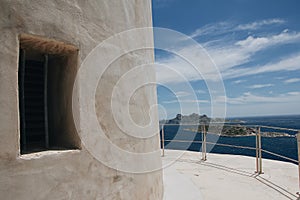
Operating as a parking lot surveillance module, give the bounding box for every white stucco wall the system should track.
[0,0,163,199]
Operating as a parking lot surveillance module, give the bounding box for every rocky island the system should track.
[160,114,294,137]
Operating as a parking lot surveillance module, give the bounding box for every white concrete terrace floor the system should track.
[163,150,299,200]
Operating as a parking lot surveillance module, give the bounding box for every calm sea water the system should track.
[161,115,300,164]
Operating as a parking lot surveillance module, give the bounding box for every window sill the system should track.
[19,149,80,160]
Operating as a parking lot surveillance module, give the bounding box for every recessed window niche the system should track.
[18,34,80,154]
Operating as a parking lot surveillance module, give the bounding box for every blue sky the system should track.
[152,0,300,119]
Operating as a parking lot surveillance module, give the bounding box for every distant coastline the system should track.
[160,113,297,138]
[184,127,295,137]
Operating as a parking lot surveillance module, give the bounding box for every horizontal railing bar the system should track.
[164,139,202,144]
[163,139,298,162]
[164,139,256,150]
[206,142,257,150]
[160,124,299,132]
[261,149,299,163]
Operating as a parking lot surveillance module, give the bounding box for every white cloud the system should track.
[226,101,300,117]
[161,91,300,117]
[162,99,209,104]
[206,31,300,75]
[235,31,300,51]
[174,91,190,97]
[155,44,223,83]
[219,91,300,105]
[156,19,300,117]
[284,78,300,84]
[248,84,274,89]
[232,80,246,84]
[236,19,285,31]
[287,91,300,95]
[155,18,300,86]
[190,21,234,38]
[222,53,300,79]
[207,31,300,74]
[235,35,268,50]
[190,19,286,38]
[283,29,289,33]
[202,31,300,79]
[156,31,300,83]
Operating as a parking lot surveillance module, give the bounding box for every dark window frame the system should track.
[18,34,81,154]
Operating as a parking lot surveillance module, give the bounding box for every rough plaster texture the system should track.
[0,0,163,199]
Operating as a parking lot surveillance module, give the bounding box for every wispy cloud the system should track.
[217,91,300,105]
[156,31,300,83]
[156,17,299,117]
[222,53,300,79]
[248,84,274,89]
[155,18,300,85]
[190,18,286,38]
[236,19,285,31]
[284,78,300,84]
[174,91,190,97]
[209,31,300,75]
[232,79,246,84]
[287,92,300,95]
[235,31,300,51]
[162,99,209,104]
[190,20,300,74]
[190,21,234,38]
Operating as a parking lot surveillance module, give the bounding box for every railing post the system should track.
[201,124,207,161]
[255,127,259,173]
[161,124,165,157]
[258,126,263,174]
[297,132,300,192]
[255,127,263,174]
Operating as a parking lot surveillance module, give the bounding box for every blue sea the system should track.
[161,115,300,164]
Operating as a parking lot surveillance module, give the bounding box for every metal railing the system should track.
[160,123,300,193]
